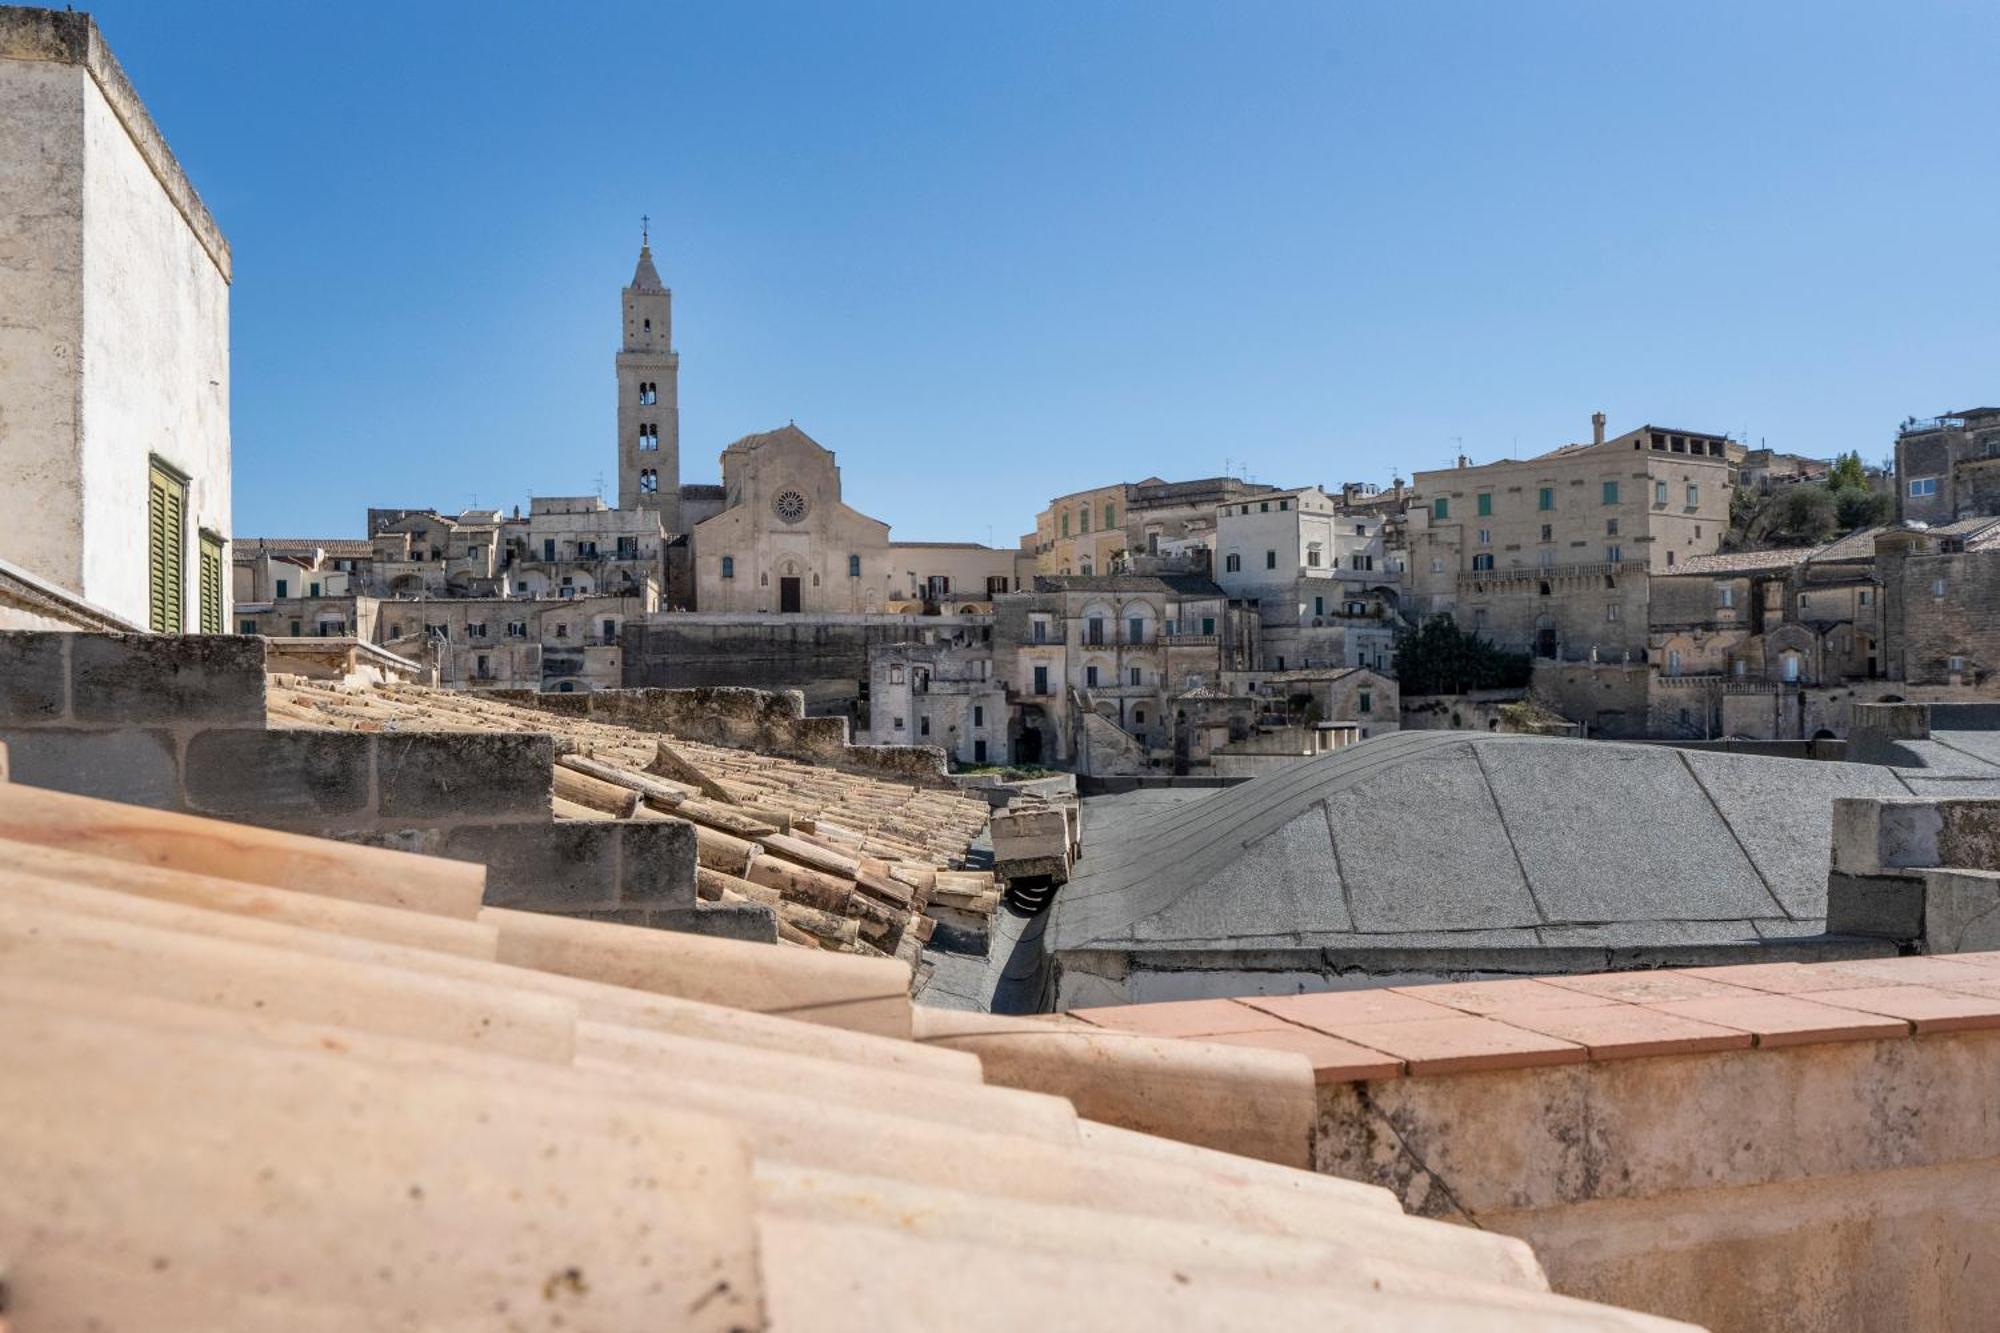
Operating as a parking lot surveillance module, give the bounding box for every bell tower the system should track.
[616,220,680,527]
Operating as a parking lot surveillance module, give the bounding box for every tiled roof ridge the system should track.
[1068,950,2000,1081]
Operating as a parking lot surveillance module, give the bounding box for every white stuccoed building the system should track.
[0,6,231,632]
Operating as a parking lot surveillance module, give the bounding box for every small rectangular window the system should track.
[1086,665,1099,687]
[1433,497,1449,520]
[1265,550,1277,569]
[1655,480,1669,505]
[973,705,984,726]
[1477,493,1492,517]
[1603,481,1620,505]
[275,578,289,600]
[1538,487,1554,511]
[1687,483,1700,507]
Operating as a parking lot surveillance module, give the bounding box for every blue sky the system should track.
[92,0,2000,543]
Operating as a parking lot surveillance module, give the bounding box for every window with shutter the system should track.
[148,462,188,632]
[198,532,224,632]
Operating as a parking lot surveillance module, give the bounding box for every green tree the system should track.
[1834,485,1891,531]
[1392,616,1533,695]
[1827,450,1868,492]
[1772,484,1838,545]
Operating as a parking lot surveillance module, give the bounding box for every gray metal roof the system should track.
[1046,732,1931,958]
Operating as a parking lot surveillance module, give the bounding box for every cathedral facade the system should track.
[608,240,1022,612]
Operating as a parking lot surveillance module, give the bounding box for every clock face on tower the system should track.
[772,488,810,524]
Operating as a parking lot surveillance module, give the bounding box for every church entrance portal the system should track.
[779,577,801,613]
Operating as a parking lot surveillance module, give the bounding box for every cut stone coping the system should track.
[1065,952,2000,1082]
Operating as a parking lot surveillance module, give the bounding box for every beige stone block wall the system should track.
[1315,1033,2000,1331]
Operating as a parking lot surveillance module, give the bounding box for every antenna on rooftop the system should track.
[592,471,607,498]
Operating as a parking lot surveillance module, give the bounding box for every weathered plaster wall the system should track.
[78,60,230,627]
[0,54,87,597]
[0,10,230,629]
[1315,1034,2000,1331]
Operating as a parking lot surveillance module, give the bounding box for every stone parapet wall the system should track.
[489,684,952,785]
[0,631,726,933]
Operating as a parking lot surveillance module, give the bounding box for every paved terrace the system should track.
[1040,731,1973,1006]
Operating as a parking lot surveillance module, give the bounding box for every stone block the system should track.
[1922,870,2000,954]
[1937,802,2000,871]
[1831,798,1944,876]
[69,634,267,726]
[567,904,778,942]
[613,820,698,908]
[650,903,780,943]
[183,728,372,821]
[445,821,618,911]
[0,727,181,808]
[375,732,554,820]
[1825,871,1927,940]
[991,808,1071,863]
[1850,701,1932,742]
[0,632,69,722]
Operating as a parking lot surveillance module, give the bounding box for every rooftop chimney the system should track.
[1592,411,1607,446]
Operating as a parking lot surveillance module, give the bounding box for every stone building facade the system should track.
[862,626,1009,766]
[1878,518,2000,689]
[1895,408,2000,525]
[1212,485,1400,672]
[0,9,231,633]
[991,574,1258,770]
[688,424,1018,613]
[1406,421,1735,661]
[1027,475,1277,576]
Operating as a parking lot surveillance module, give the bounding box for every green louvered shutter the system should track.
[198,532,224,632]
[148,463,186,633]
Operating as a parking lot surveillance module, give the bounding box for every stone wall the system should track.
[1530,660,1650,737]
[622,612,943,714]
[1316,1033,2000,1331]
[0,631,740,935]
[489,684,952,785]
[1881,544,2000,686]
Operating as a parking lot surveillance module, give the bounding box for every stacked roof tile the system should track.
[267,679,995,958]
[0,772,1695,1330]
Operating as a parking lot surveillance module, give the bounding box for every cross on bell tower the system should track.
[615,220,679,527]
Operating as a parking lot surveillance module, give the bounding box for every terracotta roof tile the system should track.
[1202,1027,1405,1082]
[1804,985,2000,1035]
[1390,979,1621,1017]
[1647,995,1909,1047]
[1329,1017,1587,1076]
[1494,1005,1753,1060]
[1543,971,1758,1004]
[1069,998,1289,1039]
[1241,989,1463,1029]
